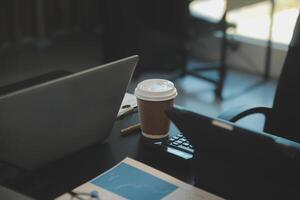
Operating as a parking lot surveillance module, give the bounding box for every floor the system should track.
[129,70,277,131]
[0,32,278,131]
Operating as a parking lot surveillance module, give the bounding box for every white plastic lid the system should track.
[134,79,177,101]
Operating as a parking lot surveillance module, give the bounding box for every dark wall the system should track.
[102,0,189,72]
[0,0,103,46]
[0,0,189,73]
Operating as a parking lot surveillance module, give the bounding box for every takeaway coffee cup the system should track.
[135,79,177,139]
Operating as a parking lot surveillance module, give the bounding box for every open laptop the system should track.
[165,106,300,199]
[0,55,138,170]
[165,106,300,159]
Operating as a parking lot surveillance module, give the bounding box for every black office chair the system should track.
[184,0,274,99]
[183,0,235,99]
[219,13,300,143]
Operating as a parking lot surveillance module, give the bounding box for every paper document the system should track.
[56,157,224,200]
[118,93,137,118]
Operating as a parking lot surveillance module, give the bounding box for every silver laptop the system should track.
[0,55,138,169]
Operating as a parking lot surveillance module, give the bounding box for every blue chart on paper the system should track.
[90,163,178,200]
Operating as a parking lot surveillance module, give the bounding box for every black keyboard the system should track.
[152,133,194,160]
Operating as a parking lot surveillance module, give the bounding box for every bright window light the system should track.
[190,0,300,45]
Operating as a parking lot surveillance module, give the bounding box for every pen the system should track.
[121,123,141,136]
[117,106,138,119]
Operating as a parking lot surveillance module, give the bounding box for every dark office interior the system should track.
[0,0,300,199]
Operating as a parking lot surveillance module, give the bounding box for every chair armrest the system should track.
[218,106,272,123]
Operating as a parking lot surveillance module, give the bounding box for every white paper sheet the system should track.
[117,93,137,118]
[56,157,224,200]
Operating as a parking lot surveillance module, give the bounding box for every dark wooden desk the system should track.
[9,113,195,200]
[5,111,300,200]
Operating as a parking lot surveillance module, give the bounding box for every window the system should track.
[227,0,300,45]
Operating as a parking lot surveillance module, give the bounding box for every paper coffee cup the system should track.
[135,79,177,139]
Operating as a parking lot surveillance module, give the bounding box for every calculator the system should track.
[151,133,194,160]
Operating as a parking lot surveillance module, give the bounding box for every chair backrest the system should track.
[264,13,300,142]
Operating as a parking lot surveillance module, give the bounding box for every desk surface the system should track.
[8,113,194,200]
[5,112,300,200]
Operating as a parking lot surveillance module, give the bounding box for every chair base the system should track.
[181,61,225,100]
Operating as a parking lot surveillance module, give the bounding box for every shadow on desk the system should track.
[2,112,196,200]
[2,111,299,200]
[4,143,115,200]
[136,138,195,185]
